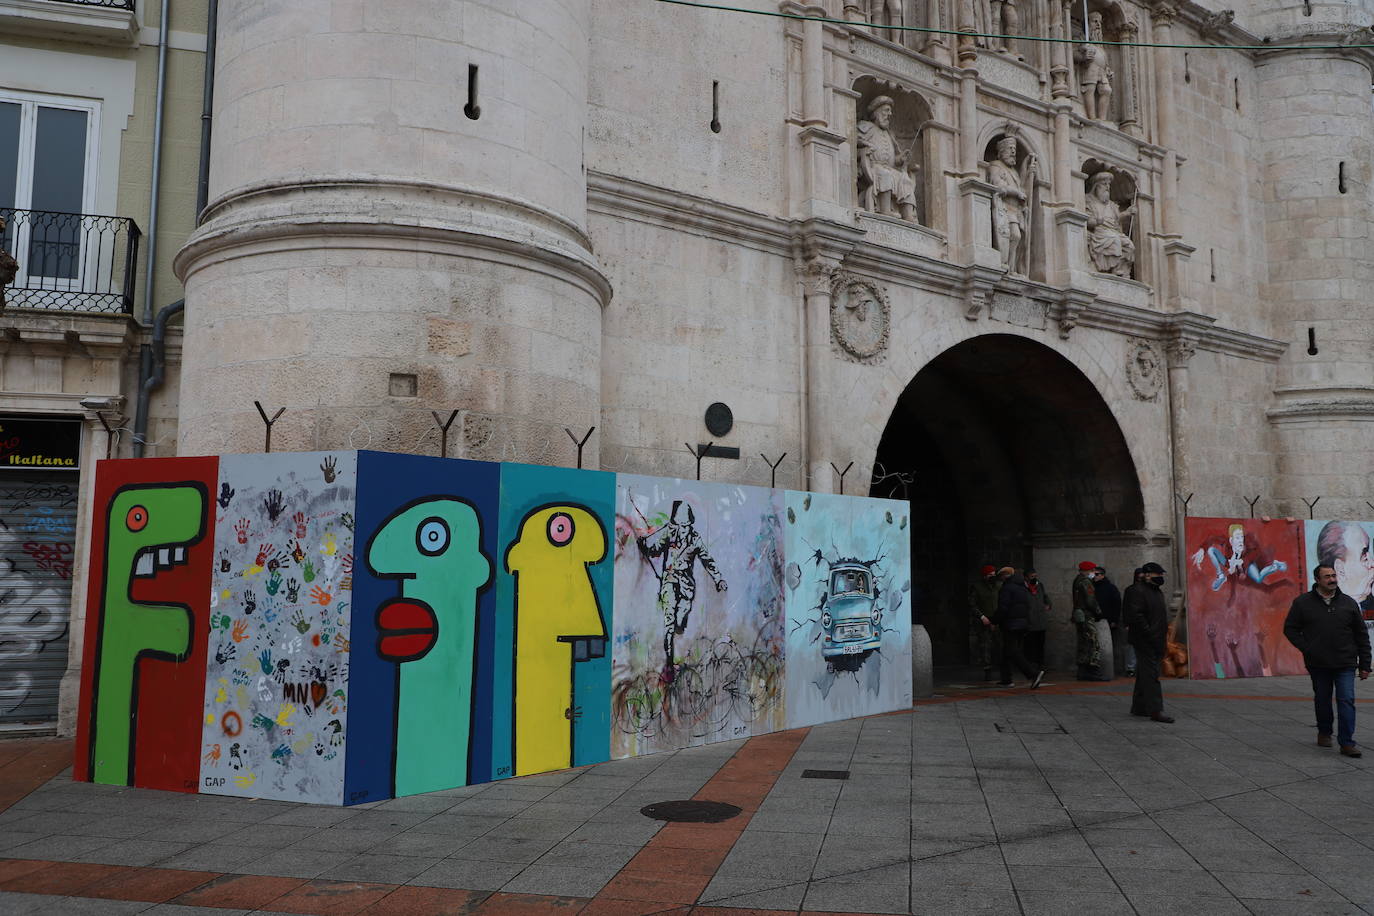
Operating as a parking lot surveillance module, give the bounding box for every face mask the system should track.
[1149,575,1164,586]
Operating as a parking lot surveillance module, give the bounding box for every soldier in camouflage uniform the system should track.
[968,565,1002,680]
[1072,560,1103,680]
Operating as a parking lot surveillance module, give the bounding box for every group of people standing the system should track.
[968,559,1174,721]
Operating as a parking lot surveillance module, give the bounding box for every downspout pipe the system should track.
[132,299,184,457]
[140,0,172,324]
[196,0,218,220]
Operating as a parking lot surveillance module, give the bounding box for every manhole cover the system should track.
[640,800,742,823]
[801,769,850,780]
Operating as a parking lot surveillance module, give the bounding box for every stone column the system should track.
[175,0,609,463]
[802,257,841,493]
[1165,337,1196,577]
[1117,21,1142,136]
[1151,2,1180,234]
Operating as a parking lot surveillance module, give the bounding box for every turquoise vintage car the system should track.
[820,562,882,668]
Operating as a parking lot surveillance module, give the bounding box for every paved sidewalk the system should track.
[1,674,1372,914]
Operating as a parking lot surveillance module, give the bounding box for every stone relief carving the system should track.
[984,133,1038,275]
[1126,338,1165,400]
[1085,169,1137,278]
[1075,12,1113,120]
[830,272,891,363]
[857,95,921,224]
[0,215,17,310]
[1199,9,1234,40]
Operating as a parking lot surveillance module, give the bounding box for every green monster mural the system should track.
[365,497,492,795]
[89,483,208,785]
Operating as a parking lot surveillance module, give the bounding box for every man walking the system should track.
[1123,561,1173,722]
[1283,565,1372,757]
[994,569,1045,688]
[969,565,1002,681]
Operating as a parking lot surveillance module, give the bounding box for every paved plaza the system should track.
[1,674,1371,915]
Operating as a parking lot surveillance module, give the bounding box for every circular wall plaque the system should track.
[705,402,733,437]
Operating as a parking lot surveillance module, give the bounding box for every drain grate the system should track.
[801,769,850,780]
[994,722,1067,735]
[640,800,742,823]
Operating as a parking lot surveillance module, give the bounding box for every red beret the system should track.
[1078,561,1098,572]
[980,565,996,576]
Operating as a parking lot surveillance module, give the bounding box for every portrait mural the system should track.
[1185,518,1306,679]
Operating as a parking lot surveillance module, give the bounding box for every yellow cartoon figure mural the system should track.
[505,505,609,776]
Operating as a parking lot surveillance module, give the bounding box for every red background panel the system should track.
[73,456,218,790]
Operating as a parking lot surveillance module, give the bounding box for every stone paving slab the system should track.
[2,675,1374,913]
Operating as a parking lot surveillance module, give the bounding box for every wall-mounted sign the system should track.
[0,417,82,471]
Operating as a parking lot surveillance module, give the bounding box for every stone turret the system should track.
[175,0,607,461]
[1249,3,1374,513]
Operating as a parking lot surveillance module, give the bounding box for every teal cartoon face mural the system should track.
[89,482,208,785]
[365,497,492,795]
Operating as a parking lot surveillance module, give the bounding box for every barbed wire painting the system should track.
[611,476,785,758]
[784,491,911,728]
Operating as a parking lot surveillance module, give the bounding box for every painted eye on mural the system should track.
[547,512,575,546]
[125,505,149,532]
[416,517,450,556]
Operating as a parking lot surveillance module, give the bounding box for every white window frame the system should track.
[0,88,101,299]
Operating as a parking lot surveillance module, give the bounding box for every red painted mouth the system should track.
[376,598,438,662]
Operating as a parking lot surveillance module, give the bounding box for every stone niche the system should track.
[1081,158,1140,282]
[852,77,934,229]
[1066,1,1143,133]
[981,129,1046,282]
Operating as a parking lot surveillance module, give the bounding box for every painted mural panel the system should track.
[1184,518,1306,679]
[1304,520,1374,642]
[612,476,786,758]
[74,456,218,791]
[349,452,498,801]
[495,463,615,778]
[783,491,911,730]
[199,452,355,804]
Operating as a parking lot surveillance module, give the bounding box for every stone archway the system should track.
[868,334,1145,673]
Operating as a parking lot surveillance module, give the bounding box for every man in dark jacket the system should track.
[1122,561,1173,722]
[1024,569,1051,667]
[994,570,1044,688]
[1283,565,1372,757]
[1094,566,1124,676]
[1072,561,1104,680]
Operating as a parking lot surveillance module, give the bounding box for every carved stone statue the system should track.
[867,0,903,31]
[857,95,920,223]
[985,135,1037,275]
[1085,170,1136,277]
[0,215,18,310]
[1075,12,1113,120]
[990,0,1022,55]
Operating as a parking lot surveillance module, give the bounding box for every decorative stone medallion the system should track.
[1126,338,1165,400]
[830,272,891,364]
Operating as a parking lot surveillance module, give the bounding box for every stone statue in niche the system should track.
[0,215,17,309]
[984,135,1038,275]
[1085,170,1136,277]
[1075,11,1114,120]
[989,0,1023,56]
[857,95,920,224]
[866,0,904,30]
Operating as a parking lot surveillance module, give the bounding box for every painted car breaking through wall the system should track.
[74,451,911,805]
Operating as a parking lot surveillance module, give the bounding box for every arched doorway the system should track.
[869,334,1145,672]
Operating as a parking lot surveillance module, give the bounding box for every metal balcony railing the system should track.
[46,0,136,9]
[1,208,141,314]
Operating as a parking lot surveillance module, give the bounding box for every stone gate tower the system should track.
[1250,0,1374,505]
[175,0,607,460]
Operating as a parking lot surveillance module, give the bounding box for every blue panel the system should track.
[346,452,500,802]
[494,464,616,778]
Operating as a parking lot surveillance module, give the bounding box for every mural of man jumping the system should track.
[637,500,727,683]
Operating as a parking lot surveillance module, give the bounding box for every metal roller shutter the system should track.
[0,472,77,724]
